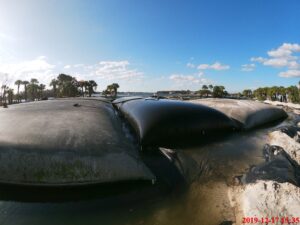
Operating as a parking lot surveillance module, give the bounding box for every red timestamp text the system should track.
[242,216,300,224]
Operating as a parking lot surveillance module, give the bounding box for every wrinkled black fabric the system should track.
[114,98,237,147]
[0,99,155,185]
[243,144,300,186]
[277,125,300,141]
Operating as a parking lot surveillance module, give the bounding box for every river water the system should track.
[0,112,298,225]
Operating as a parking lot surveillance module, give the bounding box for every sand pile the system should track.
[228,124,300,225]
[229,181,300,225]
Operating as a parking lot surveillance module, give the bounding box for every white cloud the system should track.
[198,71,204,76]
[169,74,207,84]
[0,56,56,87]
[267,43,300,58]
[0,57,147,91]
[241,63,256,72]
[197,62,230,70]
[279,70,300,78]
[251,57,265,63]
[0,56,54,74]
[251,57,299,69]
[186,62,195,68]
[263,58,290,68]
[64,65,71,69]
[288,61,300,69]
[93,61,143,81]
[250,43,300,74]
[74,64,84,68]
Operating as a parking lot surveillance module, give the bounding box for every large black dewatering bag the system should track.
[113,98,237,147]
[0,99,155,186]
[189,99,288,130]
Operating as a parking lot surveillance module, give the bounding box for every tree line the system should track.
[197,84,229,98]
[0,74,120,106]
[242,85,300,103]
[197,83,300,104]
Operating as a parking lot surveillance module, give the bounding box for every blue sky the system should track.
[0,0,300,92]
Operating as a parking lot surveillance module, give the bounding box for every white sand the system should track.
[229,181,300,225]
[264,100,300,110]
[228,128,300,225]
[269,130,300,164]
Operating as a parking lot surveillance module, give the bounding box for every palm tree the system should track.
[29,78,39,100]
[87,80,97,97]
[201,85,209,97]
[111,83,119,97]
[84,81,90,96]
[202,85,208,90]
[38,84,46,100]
[15,80,22,103]
[22,81,29,101]
[242,89,252,98]
[208,84,213,91]
[50,79,58,98]
[78,80,85,97]
[7,89,14,104]
[1,85,8,105]
[212,85,226,98]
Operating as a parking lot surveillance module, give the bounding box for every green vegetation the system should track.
[197,84,228,98]
[0,72,122,106]
[250,86,300,103]
[2,72,300,107]
[103,83,120,97]
[242,89,253,98]
[196,82,300,104]
[0,74,119,106]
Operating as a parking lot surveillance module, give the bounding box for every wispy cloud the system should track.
[169,74,207,84]
[74,64,85,68]
[0,56,56,86]
[186,62,195,68]
[267,43,300,59]
[63,65,71,69]
[241,63,255,72]
[92,61,144,81]
[279,70,300,78]
[197,62,230,70]
[251,43,300,77]
[0,57,146,91]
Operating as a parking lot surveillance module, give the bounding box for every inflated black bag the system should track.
[0,99,155,186]
[189,99,288,130]
[113,98,237,147]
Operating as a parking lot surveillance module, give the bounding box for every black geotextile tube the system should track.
[189,99,288,130]
[113,98,238,148]
[0,99,155,186]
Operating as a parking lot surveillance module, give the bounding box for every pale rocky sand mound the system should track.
[264,100,300,110]
[189,98,287,130]
[228,125,300,225]
[269,128,300,164]
[229,181,300,225]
